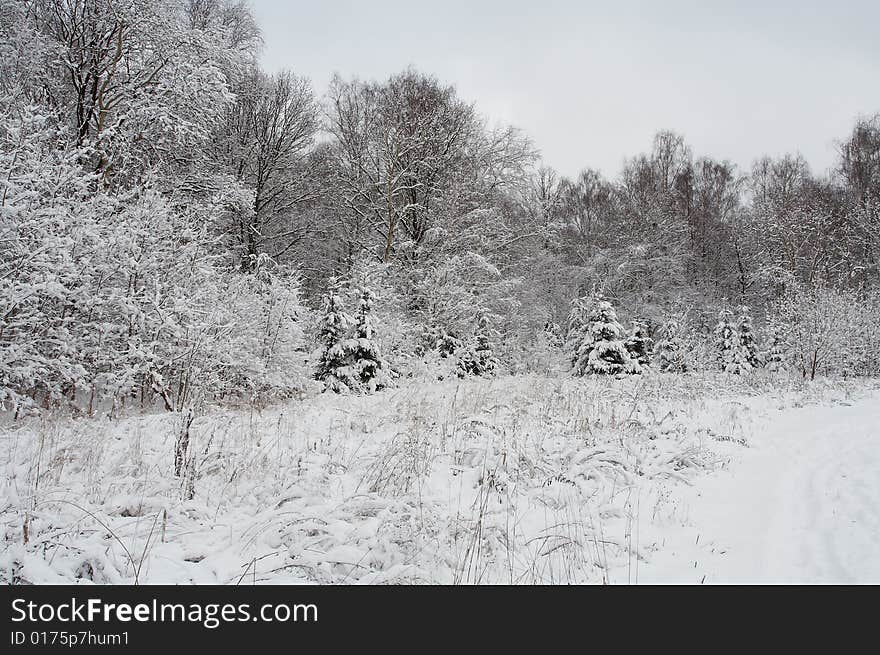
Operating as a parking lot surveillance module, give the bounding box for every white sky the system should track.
[250,0,880,179]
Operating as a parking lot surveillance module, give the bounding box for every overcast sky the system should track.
[250,0,880,179]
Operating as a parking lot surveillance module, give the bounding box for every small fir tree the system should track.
[737,306,763,370]
[457,312,500,377]
[348,287,389,392]
[573,297,641,375]
[565,295,593,369]
[656,320,688,373]
[315,283,356,392]
[715,307,747,374]
[542,321,563,348]
[764,326,788,372]
[426,324,462,358]
[625,320,653,367]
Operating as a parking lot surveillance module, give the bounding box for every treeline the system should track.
[1,0,879,414]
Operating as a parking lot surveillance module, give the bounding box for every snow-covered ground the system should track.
[640,390,880,583]
[2,374,877,584]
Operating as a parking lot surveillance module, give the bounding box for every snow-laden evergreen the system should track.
[426,324,462,358]
[315,285,389,393]
[715,308,748,374]
[625,320,653,368]
[737,306,763,369]
[457,312,500,377]
[564,295,593,369]
[764,326,788,372]
[347,287,389,392]
[573,297,641,375]
[542,321,563,349]
[315,283,356,392]
[656,320,689,373]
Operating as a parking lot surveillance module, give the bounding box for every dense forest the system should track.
[2,0,879,416]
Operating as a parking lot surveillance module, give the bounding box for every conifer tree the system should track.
[565,295,593,369]
[737,305,763,369]
[426,324,462,358]
[715,307,747,374]
[348,287,388,392]
[542,321,563,349]
[764,326,788,372]
[625,320,653,368]
[315,282,356,392]
[656,320,688,373]
[573,297,640,375]
[457,312,500,377]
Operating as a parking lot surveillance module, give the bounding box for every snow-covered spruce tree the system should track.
[425,324,462,358]
[764,326,788,372]
[625,321,653,368]
[314,282,357,392]
[714,308,748,374]
[655,321,688,373]
[573,298,641,376]
[346,287,389,392]
[737,306,763,369]
[542,321,563,349]
[565,295,593,368]
[457,312,500,378]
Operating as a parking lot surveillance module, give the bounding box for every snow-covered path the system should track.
[641,392,880,584]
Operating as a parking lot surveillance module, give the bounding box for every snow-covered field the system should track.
[640,389,880,583]
[2,374,878,584]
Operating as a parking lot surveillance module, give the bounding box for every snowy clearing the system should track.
[0,376,880,584]
[640,390,880,583]
[2,374,878,585]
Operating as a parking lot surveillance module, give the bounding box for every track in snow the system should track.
[640,392,880,584]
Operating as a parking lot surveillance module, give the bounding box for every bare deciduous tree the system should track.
[218,68,318,268]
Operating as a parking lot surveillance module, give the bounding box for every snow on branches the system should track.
[315,283,389,393]
[569,296,641,376]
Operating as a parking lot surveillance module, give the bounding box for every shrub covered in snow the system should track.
[773,283,880,379]
[0,111,310,414]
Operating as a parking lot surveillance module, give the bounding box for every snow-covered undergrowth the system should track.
[1,373,873,584]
